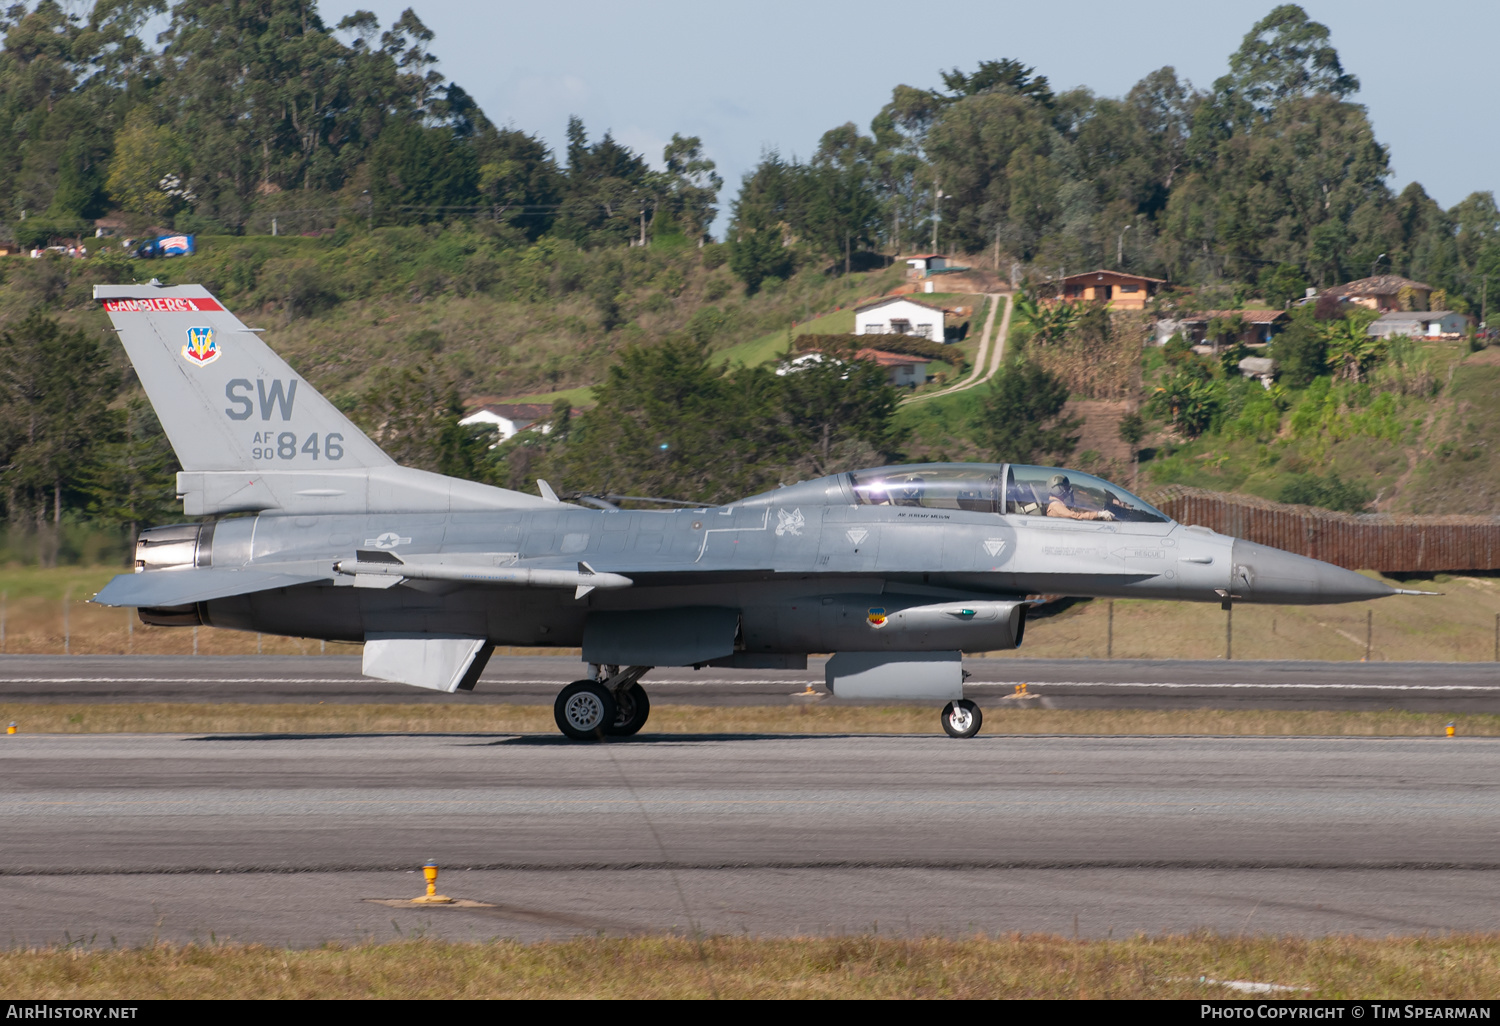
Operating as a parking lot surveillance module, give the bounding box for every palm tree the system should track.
[1324,315,1385,382]
[1149,373,1220,438]
[1015,293,1079,347]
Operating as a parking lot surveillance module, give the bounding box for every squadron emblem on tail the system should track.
[181,326,219,366]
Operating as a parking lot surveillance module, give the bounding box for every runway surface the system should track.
[4,732,1498,945]
[2,654,1498,710]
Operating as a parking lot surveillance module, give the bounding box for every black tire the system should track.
[941,699,983,739]
[554,680,617,741]
[605,681,651,737]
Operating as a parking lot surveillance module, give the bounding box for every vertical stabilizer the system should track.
[96,283,391,472]
[95,283,556,515]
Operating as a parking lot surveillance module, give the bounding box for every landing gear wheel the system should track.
[605,682,651,737]
[554,680,617,741]
[941,699,983,739]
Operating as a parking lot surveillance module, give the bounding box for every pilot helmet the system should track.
[1048,474,1072,497]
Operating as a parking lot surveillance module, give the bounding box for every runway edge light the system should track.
[1447,721,1456,738]
[6,722,15,735]
[411,859,453,904]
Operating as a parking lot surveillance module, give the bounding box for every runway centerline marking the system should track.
[7,677,1500,691]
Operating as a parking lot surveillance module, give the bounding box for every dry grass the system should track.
[5,933,1500,998]
[990,576,1500,663]
[1025,309,1148,401]
[0,702,1491,737]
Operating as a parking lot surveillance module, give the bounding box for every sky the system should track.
[340,0,1494,233]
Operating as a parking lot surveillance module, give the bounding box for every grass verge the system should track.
[6,933,1500,998]
[1,703,1492,736]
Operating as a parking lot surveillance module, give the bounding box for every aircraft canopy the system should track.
[848,463,1169,523]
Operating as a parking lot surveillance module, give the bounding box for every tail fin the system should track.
[97,283,390,472]
[96,283,553,516]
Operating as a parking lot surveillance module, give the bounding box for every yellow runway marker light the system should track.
[6,722,15,735]
[411,859,453,904]
[1447,721,1456,738]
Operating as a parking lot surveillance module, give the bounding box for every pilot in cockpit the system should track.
[893,475,925,507]
[1046,474,1116,521]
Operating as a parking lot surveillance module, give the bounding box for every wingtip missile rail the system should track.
[332,550,633,598]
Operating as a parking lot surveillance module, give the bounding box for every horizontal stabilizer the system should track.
[362,634,494,693]
[93,566,333,608]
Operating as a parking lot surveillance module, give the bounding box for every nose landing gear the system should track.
[941,699,983,739]
[553,664,653,741]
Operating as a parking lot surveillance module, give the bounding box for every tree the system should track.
[1259,263,1310,308]
[475,126,565,240]
[806,160,882,275]
[1323,311,1383,382]
[80,396,178,552]
[1219,4,1359,115]
[1118,409,1146,484]
[105,108,188,218]
[974,362,1080,464]
[0,312,119,564]
[661,134,722,243]
[352,366,486,479]
[924,89,1058,255]
[368,119,479,224]
[940,59,1053,107]
[1271,308,1329,387]
[1149,372,1222,437]
[554,116,652,246]
[776,337,902,476]
[727,152,802,293]
[556,335,776,503]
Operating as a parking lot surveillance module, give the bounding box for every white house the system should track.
[775,348,930,387]
[854,296,946,341]
[459,402,556,441]
[858,348,930,387]
[904,253,948,275]
[1368,311,1472,339]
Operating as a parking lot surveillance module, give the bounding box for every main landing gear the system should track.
[941,699,983,739]
[553,664,652,741]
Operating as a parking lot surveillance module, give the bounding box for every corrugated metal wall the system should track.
[1145,486,1500,572]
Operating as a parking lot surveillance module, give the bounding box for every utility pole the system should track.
[931,176,941,253]
[1117,224,1132,268]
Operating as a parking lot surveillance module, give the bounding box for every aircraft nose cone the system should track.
[1231,539,1395,605]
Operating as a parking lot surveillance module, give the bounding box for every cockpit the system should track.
[847,463,1170,524]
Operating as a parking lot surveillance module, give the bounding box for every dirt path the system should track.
[902,292,1011,405]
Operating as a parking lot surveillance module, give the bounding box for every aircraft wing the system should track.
[93,564,335,608]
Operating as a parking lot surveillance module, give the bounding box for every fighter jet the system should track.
[91,283,1422,740]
